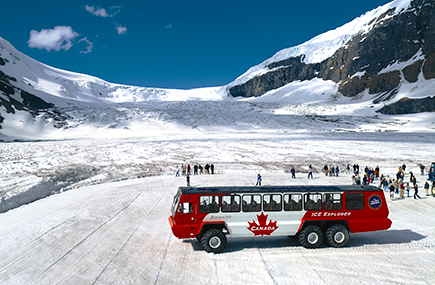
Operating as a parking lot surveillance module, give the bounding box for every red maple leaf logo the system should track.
[247,212,278,236]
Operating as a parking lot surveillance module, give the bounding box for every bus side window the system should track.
[178,202,193,214]
[263,194,282,211]
[222,195,241,212]
[324,193,342,210]
[243,195,261,212]
[346,193,364,210]
[284,194,302,211]
[199,195,220,213]
[305,193,322,210]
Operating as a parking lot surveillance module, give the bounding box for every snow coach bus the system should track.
[168,185,392,253]
[429,162,435,181]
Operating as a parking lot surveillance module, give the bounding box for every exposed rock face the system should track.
[403,60,423,83]
[376,96,435,114]
[0,68,67,133]
[229,0,435,104]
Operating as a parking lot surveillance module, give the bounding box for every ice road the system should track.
[0,172,434,285]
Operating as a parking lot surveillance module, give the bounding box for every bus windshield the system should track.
[171,190,182,216]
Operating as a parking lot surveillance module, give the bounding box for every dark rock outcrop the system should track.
[229,0,435,103]
[376,96,435,114]
[0,69,67,134]
[403,60,423,83]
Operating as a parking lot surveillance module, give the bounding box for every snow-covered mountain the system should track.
[229,0,435,110]
[1,0,434,141]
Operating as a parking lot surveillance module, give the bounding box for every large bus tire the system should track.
[325,225,350,247]
[298,225,323,248]
[200,229,227,253]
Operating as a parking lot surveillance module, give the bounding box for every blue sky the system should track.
[1,0,391,89]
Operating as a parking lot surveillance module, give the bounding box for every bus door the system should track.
[176,195,195,225]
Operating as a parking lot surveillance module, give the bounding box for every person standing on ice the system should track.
[336,165,339,177]
[175,166,180,177]
[308,165,313,179]
[420,164,425,175]
[399,182,404,198]
[380,175,389,192]
[362,174,368,185]
[409,171,417,185]
[405,183,411,197]
[375,166,380,180]
[389,182,395,200]
[424,181,430,196]
[256,173,262,186]
[291,167,296,179]
[356,174,361,185]
[186,174,190,187]
[414,183,421,199]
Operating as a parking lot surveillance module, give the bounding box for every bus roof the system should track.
[178,185,382,195]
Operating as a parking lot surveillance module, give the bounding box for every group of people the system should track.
[176,162,434,195]
[289,165,313,179]
[175,163,215,177]
[175,163,215,187]
[351,165,380,185]
[323,164,340,177]
[378,164,434,200]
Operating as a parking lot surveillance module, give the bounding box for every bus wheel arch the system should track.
[197,223,228,241]
[325,224,350,247]
[297,225,323,248]
[200,228,227,253]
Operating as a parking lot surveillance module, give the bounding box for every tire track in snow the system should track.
[153,233,173,285]
[257,248,278,285]
[36,191,144,279]
[91,191,166,285]
[0,210,91,275]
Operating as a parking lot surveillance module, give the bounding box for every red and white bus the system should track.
[168,185,392,253]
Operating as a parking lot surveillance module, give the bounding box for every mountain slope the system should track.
[228,0,435,113]
[1,0,435,141]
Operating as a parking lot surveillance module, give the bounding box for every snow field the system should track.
[0,170,434,284]
[1,131,434,212]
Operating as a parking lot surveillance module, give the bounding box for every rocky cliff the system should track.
[229,0,435,113]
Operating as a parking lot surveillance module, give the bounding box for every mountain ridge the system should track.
[228,0,434,105]
[1,0,434,141]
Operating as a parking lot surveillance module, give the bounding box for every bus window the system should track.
[222,195,241,212]
[178,202,193,214]
[199,196,220,213]
[242,195,261,212]
[305,193,322,210]
[284,194,302,211]
[263,194,282,211]
[324,193,342,210]
[346,193,364,210]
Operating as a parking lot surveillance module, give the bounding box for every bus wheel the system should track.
[325,225,350,248]
[298,225,323,248]
[200,229,227,253]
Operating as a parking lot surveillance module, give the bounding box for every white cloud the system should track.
[165,24,172,29]
[85,5,120,17]
[116,25,127,35]
[28,26,79,52]
[79,37,93,54]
